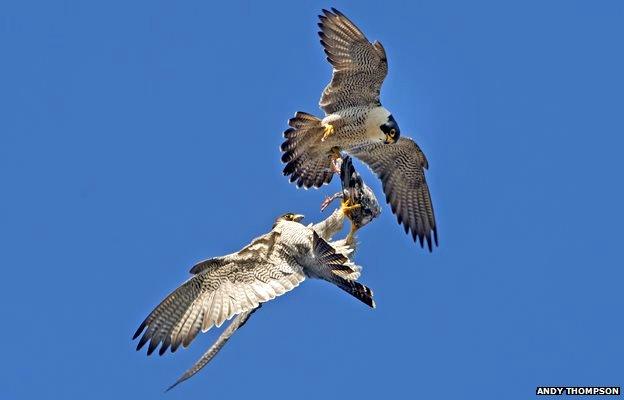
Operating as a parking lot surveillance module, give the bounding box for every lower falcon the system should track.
[159,177,382,391]
[133,212,374,358]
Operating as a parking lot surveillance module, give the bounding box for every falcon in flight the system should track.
[280,8,438,251]
[160,188,382,391]
[133,212,374,362]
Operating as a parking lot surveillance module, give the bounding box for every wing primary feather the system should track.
[351,137,438,250]
[133,320,146,340]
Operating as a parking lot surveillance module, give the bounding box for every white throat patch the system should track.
[364,106,391,142]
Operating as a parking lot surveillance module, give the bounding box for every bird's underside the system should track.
[351,139,438,250]
[280,8,438,251]
[133,225,373,356]
[133,202,379,390]
[135,176,382,391]
[282,117,438,250]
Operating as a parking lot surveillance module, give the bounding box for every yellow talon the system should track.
[341,198,361,244]
[321,123,335,142]
[340,198,361,216]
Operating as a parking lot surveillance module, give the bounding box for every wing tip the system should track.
[395,214,439,252]
[165,380,182,393]
[147,338,160,356]
[135,330,151,352]
[132,321,146,340]
[158,339,171,356]
[419,228,439,252]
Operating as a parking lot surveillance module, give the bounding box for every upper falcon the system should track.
[280,8,438,251]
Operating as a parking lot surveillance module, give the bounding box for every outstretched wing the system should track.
[166,307,260,392]
[318,8,388,114]
[351,138,438,251]
[133,232,305,356]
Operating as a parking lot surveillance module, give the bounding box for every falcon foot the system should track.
[321,123,335,142]
[341,198,361,244]
[340,198,361,217]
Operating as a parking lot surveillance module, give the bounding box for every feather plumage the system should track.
[351,137,438,251]
[134,219,374,356]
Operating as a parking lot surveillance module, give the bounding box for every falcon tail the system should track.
[312,232,375,308]
[281,112,335,188]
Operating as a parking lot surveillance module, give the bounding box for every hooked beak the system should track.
[292,214,304,222]
[384,133,397,144]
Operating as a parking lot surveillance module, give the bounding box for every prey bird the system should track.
[280,8,438,251]
[321,155,381,243]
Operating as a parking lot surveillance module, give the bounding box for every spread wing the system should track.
[133,232,305,356]
[351,138,438,251]
[166,307,259,392]
[318,8,388,114]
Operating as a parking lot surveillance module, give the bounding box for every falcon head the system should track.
[274,212,305,227]
[380,114,400,144]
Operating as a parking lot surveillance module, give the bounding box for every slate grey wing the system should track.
[351,137,438,251]
[318,8,389,114]
[133,234,305,356]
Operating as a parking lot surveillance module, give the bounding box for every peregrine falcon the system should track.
[133,212,374,361]
[161,200,382,391]
[280,8,438,251]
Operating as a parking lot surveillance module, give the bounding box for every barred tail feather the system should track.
[313,230,348,265]
[332,276,375,308]
[311,232,375,308]
[281,112,335,188]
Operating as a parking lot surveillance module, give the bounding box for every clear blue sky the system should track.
[1,1,623,398]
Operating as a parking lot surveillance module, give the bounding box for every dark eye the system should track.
[389,129,396,137]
